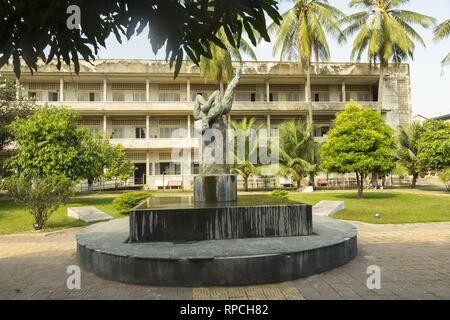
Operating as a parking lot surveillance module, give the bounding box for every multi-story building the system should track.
[0,59,411,189]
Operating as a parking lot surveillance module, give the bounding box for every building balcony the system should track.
[47,100,381,114]
[109,137,199,150]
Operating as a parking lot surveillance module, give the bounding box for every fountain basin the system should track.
[128,195,312,242]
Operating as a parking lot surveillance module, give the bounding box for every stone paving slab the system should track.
[312,201,345,216]
[67,206,113,222]
[0,221,449,300]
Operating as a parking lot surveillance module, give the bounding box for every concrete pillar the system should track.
[266,79,270,102]
[103,115,107,137]
[146,115,150,139]
[187,79,191,102]
[267,114,271,137]
[103,78,107,102]
[342,81,346,102]
[15,78,20,99]
[60,78,64,102]
[146,151,150,186]
[146,79,150,102]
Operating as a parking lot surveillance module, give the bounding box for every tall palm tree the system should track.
[277,119,321,189]
[268,0,345,125]
[433,19,450,66]
[397,122,425,188]
[229,117,262,191]
[340,0,436,114]
[199,27,257,95]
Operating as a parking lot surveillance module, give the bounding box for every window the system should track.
[269,93,278,102]
[133,92,146,102]
[111,127,125,139]
[160,127,182,139]
[313,92,330,102]
[314,126,330,137]
[48,91,59,101]
[156,162,181,175]
[113,93,125,101]
[357,92,370,101]
[159,92,180,101]
[270,127,279,137]
[191,163,200,175]
[89,127,102,137]
[28,91,42,101]
[235,92,260,102]
[135,127,146,139]
[80,92,100,101]
[286,92,299,101]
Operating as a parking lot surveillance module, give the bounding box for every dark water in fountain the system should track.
[133,194,302,210]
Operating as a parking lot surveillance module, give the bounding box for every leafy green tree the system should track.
[433,19,450,66]
[321,102,396,198]
[1,175,74,229]
[6,106,110,183]
[0,76,35,167]
[417,119,450,171]
[397,122,426,188]
[339,0,436,113]
[0,0,281,78]
[102,144,135,189]
[276,119,321,189]
[269,0,345,124]
[438,168,450,192]
[229,117,262,191]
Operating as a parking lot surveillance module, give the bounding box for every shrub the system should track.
[439,168,450,192]
[112,191,153,214]
[2,175,74,229]
[271,189,289,198]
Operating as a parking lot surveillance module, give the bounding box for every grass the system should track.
[287,192,450,224]
[0,197,123,234]
[1,191,449,234]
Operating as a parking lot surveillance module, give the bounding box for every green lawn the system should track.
[287,192,450,224]
[0,197,123,234]
[1,191,449,234]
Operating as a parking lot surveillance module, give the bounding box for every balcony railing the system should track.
[109,137,199,149]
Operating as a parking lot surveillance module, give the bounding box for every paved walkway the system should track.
[0,221,449,300]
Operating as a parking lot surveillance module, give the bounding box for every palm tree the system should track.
[397,122,425,188]
[199,27,257,95]
[277,119,321,189]
[268,0,345,125]
[433,19,450,66]
[340,0,436,114]
[229,117,262,191]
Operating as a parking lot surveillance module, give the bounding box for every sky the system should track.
[95,0,450,118]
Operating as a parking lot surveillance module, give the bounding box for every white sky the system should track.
[96,0,450,118]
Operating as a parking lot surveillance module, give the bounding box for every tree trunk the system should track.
[309,173,315,190]
[411,173,418,189]
[372,172,377,187]
[356,172,362,199]
[244,178,248,192]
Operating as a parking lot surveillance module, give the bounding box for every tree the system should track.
[340,0,436,114]
[0,76,35,165]
[433,19,450,66]
[229,117,262,191]
[268,0,345,125]
[438,168,450,192]
[417,119,450,171]
[0,0,281,79]
[102,144,135,189]
[199,27,257,95]
[276,119,321,189]
[6,106,112,183]
[321,102,396,198]
[397,122,426,188]
[1,175,73,229]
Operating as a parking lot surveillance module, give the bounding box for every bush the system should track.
[112,191,153,214]
[271,189,289,198]
[439,168,450,192]
[2,175,74,229]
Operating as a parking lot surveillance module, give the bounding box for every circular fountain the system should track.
[76,67,357,286]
